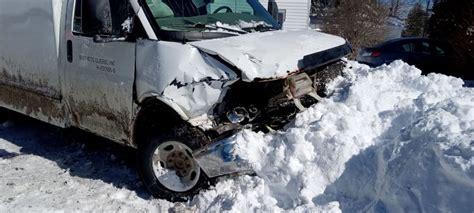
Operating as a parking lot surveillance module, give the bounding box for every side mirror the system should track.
[267,0,279,21]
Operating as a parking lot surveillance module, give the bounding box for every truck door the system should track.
[65,0,135,143]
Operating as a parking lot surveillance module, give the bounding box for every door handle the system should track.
[67,40,73,63]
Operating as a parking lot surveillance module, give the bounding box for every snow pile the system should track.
[192,61,474,211]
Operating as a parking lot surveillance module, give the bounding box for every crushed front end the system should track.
[206,60,347,139]
[194,60,348,178]
[136,30,352,179]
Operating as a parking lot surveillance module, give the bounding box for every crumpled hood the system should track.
[190,30,348,82]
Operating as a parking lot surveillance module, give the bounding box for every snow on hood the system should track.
[191,30,347,81]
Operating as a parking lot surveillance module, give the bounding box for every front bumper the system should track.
[193,136,252,178]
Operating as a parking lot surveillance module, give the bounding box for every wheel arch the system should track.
[131,96,189,148]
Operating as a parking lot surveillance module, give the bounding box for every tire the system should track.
[137,124,211,202]
[0,107,10,124]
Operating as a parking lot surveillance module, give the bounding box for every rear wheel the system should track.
[137,124,211,202]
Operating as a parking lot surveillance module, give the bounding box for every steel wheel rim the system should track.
[152,141,200,192]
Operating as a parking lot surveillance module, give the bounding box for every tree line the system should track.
[311,0,473,59]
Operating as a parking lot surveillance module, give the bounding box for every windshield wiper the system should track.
[193,23,248,34]
[242,24,275,32]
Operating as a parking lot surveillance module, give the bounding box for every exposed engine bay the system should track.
[207,60,346,139]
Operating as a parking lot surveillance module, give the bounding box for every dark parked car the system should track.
[357,38,473,80]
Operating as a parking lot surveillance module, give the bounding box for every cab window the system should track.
[73,0,131,36]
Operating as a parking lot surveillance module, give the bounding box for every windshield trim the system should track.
[138,0,162,38]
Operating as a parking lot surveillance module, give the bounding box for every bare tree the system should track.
[323,0,388,58]
[402,3,428,37]
[311,0,338,17]
[428,0,474,58]
[389,0,405,17]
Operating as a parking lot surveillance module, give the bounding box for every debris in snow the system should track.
[0,61,473,212]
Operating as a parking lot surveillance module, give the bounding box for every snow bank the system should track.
[192,61,474,212]
[1,61,473,212]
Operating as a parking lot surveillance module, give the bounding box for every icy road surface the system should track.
[0,61,473,212]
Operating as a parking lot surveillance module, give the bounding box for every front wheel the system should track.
[0,107,11,125]
[137,124,211,202]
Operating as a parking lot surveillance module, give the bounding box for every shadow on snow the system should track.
[0,112,152,200]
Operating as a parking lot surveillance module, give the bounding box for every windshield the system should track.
[144,0,280,33]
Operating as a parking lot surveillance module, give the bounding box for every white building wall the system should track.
[259,0,310,30]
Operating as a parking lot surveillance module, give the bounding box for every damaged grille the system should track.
[209,60,346,137]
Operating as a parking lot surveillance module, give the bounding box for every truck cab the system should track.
[0,0,351,201]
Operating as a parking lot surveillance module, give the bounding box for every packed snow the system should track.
[1,61,473,212]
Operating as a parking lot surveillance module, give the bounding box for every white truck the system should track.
[0,0,351,201]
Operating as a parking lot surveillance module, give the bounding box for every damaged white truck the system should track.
[0,0,351,201]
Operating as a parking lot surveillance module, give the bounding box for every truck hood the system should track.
[190,30,349,82]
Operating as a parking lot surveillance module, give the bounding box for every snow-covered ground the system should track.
[1,61,473,212]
